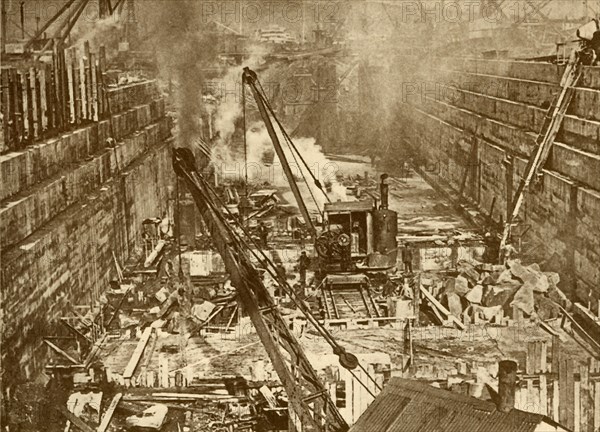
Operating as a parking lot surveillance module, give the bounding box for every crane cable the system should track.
[242,80,324,219]
[254,80,332,205]
[258,81,331,203]
[174,160,350,422]
[242,83,249,200]
[206,181,381,395]
[251,81,325,217]
[195,171,382,393]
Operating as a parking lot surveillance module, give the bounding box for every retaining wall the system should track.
[0,81,174,380]
[398,58,600,301]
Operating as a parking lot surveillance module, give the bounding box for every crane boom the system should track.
[173,148,348,432]
[242,67,317,237]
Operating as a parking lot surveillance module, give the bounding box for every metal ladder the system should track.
[499,49,584,260]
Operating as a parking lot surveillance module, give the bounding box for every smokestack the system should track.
[497,360,517,413]
[380,174,389,210]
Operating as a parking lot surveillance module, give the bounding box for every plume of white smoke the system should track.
[241,121,348,209]
[70,10,123,55]
[210,44,269,169]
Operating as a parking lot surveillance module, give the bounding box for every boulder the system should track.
[454,275,470,296]
[472,305,503,322]
[444,278,456,294]
[458,261,480,285]
[545,272,560,286]
[477,263,494,272]
[191,301,217,321]
[482,272,500,285]
[508,260,529,280]
[465,285,484,304]
[534,294,561,320]
[496,269,514,284]
[482,283,519,307]
[446,292,464,317]
[511,284,535,316]
[522,272,549,293]
[548,285,571,309]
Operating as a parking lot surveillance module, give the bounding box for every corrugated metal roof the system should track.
[350,378,548,432]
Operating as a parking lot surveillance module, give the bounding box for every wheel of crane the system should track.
[337,233,351,247]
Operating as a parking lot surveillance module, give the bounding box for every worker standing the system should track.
[401,243,414,274]
[275,263,287,297]
[298,251,310,288]
[258,221,269,248]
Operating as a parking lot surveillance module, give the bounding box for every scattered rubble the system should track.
[425,259,566,325]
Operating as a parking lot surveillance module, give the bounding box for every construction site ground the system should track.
[102,154,591,393]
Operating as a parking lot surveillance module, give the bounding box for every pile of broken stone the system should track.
[429,259,570,324]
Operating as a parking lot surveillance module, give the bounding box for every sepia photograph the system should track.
[1,0,600,430]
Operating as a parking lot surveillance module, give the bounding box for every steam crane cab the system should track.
[315,175,398,277]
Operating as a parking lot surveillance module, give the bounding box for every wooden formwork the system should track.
[1,43,108,153]
[519,338,600,431]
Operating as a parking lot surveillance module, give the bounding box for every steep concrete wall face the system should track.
[398,59,600,303]
[0,81,174,380]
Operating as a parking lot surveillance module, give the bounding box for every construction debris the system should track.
[427,259,566,325]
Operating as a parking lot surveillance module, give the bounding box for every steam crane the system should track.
[173,147,380,432]
[242,67,399,277]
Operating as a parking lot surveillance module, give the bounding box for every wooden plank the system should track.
[38,67,47,134]
[1,69,10,151]
[97,393,122,432]
[23,70,32,142]
[53,46,62,129]
[84,333,107,369]
[44,63,54,130]
[30,67,39,139]
[90,52,98,121]
[84,41,92,120]
[66,48,75,123]
[552,335,561,373]
[8,69,17,149]
[553,379,560,422]
[98,45,106,117]
[527,379,534,408]
[321,290,331,320]
[567,358,575,429]
[534,340,542,373]
[330,289,340,319]
[540,374,548,415]
[56,405,94,432]
[358,286,372,318]
[15,70,24,147]
[581,364,590,432]
[540,340,548,372]
[527,342,535,374]
[79,56,87,120]
[560,356,568,425]
[575,380,581,432]
[367,287,381,318]
[419,286,465,330]
[72,48,81,124]
[594,381,600,431]
[43,339,79,364]
[562,305,600,354]
[60,46,69,128]
[123,327,153,381]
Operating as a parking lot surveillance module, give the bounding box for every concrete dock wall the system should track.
[398,59,600,302]
[0,81,174,380]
